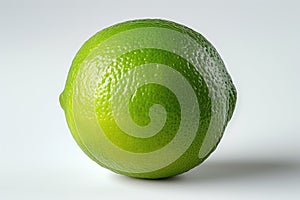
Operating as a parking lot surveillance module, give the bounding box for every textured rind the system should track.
[95,48,211,153]
[60,19,237,179]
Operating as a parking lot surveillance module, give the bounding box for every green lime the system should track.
[60,19,237,179]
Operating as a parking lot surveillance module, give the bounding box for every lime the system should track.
[60,19,237,179]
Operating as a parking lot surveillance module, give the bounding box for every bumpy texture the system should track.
[60,19,237,179]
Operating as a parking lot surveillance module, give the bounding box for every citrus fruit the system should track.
[59,19,237,179]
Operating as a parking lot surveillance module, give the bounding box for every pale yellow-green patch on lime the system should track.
[60,19,237,179]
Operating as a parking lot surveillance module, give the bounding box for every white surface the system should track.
[0,0,299,199]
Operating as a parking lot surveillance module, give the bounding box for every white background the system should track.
[1,0,299,199]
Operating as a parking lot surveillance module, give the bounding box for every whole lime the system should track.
[60,19,237,179]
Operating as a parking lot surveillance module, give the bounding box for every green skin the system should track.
[60,19,237,179]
